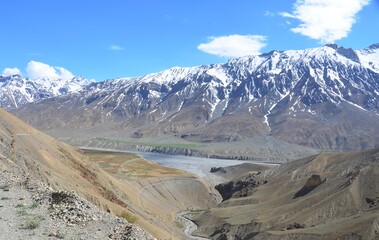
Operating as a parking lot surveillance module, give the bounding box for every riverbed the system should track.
[137,151,257,185]
[81,147,276,185]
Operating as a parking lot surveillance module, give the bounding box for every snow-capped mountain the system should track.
[0,74,90,109]
[12,43,379,152]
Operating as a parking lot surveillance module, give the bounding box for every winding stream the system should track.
[176,211,210,240]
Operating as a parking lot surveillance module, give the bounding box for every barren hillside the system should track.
[0,108,218,239]
[192,149,379,239]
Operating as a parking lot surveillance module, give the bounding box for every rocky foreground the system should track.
[0,170,155,240]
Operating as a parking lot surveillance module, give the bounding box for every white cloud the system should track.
[109,45,124,51]
[2,67,21,76]
[280,12,296,18]
[198,35,267,58]
[55,67,75,80]
[26,61,74,80]
[281,0,370,43]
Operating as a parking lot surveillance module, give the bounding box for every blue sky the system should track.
[1,0,378,81]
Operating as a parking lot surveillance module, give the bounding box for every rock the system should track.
[293,174,323,198]
[366,197,378,207]
[287,222,306,230]
[49,191,97,225]
[215,181,234,201]
[210,167,226,173]
[215,175,260,201]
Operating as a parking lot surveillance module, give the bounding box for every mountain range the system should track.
[0,74,89,109]
[7,43,379,159]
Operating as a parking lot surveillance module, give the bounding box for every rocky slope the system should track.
[0,171,153,240]
[191,148,379,239]
[0,107,131,214]
[12,43,379,155]
[0,107,156,239]
[0,108,220,239]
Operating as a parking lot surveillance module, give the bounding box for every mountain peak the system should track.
[0,73,23,79]
[260,50,281,57]
[368,43,379,50]
[325,43,339,49]
[0,74,90,109]
[337,47,360,63]
[322,44,359,63]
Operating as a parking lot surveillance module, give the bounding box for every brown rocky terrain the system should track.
[0,108,130,215]
[83,149,220,238]
[190,148,379,239]
[0,171,152,240]
[0,108,219,239]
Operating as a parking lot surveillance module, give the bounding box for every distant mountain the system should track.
[0,74,90,109]
[12,43,379,155]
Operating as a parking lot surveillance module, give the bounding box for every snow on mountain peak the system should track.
[2,43,379,117]
[357,44,379,73]
[0,74,90,109]
[102,44,373,91]
[138,65,208,84]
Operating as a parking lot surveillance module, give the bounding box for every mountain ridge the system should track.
[0,74,90,109]
[10,43,379,157]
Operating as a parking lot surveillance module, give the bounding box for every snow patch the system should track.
[344,100,369,112]
[206,67,230,85]
[149,109,158,114]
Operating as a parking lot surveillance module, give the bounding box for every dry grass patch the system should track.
[84,149,188,180]
[119,211,137,223]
